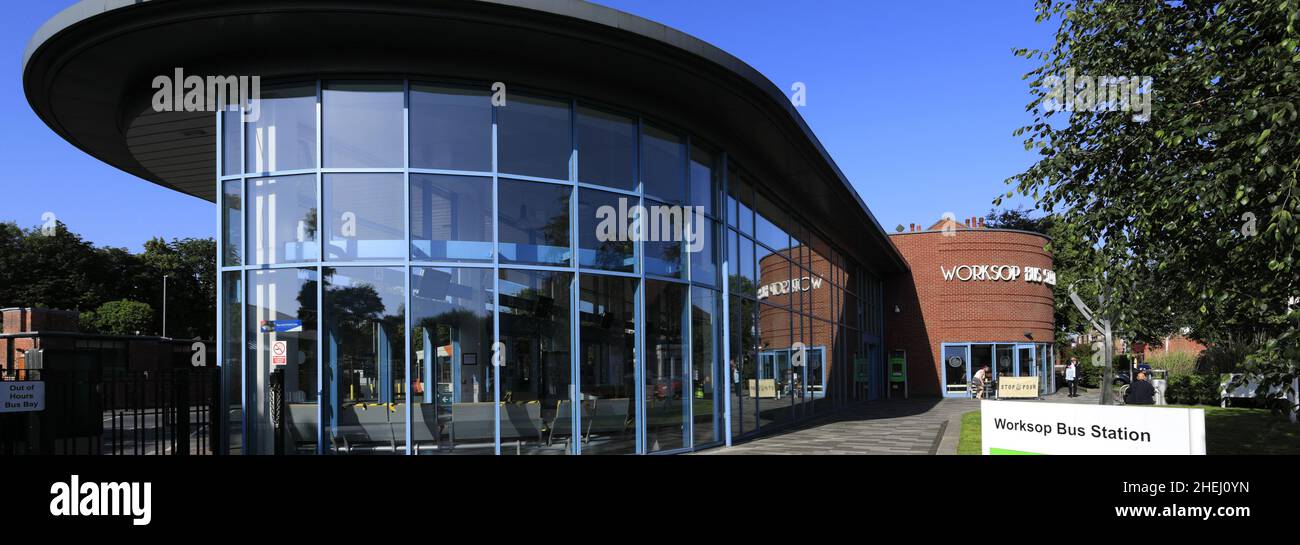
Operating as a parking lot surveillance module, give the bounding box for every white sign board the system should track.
[981,400,1205,455]
[272,341,288,366]
[1,381,45,413]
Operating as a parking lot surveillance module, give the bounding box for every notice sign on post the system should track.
[272,341,288,366]
[997,376,1039,399]
[1,381,45,413]
[981,400,1206,455]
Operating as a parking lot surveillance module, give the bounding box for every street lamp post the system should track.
[162,274,169,339]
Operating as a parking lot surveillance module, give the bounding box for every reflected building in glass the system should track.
[23,0,909,454]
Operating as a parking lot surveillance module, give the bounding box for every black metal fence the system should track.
[0,367,218,455]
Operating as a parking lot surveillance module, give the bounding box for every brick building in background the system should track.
[884,217,1057,397]
[1,307,206,374]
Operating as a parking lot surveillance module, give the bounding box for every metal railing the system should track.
[1,367,217,455]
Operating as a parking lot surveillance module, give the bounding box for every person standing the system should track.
[1065,357,1079,397]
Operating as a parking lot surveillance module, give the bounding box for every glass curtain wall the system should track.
[217,79,877,454]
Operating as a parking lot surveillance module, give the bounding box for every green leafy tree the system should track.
[1007,0,1299,405]
[90,299,155,336]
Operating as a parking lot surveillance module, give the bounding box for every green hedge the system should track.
[1165,374,1222,405]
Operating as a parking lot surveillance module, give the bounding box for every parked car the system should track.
[1112,370,1131,386]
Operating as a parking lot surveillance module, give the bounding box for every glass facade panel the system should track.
[324,173,405,261]
[578,188,635,272]
[219,79,885,454]
[578,275,638,454]
[641,123,685,203]
[689,145,716,216]
[498,94,571,180]
[323,82,404,168]
[689,219,719,287]
[410,174,493,262]
[691,287,721,445]
[222,271,242,454]
[644,199,684,278]
[757,303,793,429]
[498,269,572,454]
[576,106,636,191]
[222,179,242,266]
[222,108,240,176]
[410,85,491,172]
[410,267,495,454]
[246,267,318,454]
[247,84,316,173]
[322,267,405,454]
[247,175,319,265]
[498,179,572,266]
[645,280,688,451]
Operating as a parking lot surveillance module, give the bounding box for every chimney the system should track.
[978,217,985,229]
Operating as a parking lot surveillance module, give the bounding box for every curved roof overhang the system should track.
[24,0,907,275]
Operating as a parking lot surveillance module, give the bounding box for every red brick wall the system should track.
[884,228,1055,396]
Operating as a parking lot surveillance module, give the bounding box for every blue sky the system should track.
[0,0,1054,252]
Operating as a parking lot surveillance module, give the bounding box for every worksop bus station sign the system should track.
[982,400,1207,455]
[941,264,1057,286]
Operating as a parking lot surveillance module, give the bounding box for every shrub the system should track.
[1146,351,1198,377]
[1164,373,1223,405]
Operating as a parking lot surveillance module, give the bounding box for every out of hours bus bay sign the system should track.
[1,381,45,413]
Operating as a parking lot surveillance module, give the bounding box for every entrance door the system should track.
[1015,344,1036,377]
[942,344,970,397]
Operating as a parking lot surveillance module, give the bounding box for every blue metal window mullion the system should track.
[491,97,501,456]
[569,98,581,455]
[681,135,693,450]
[315,79,325,454]
[214,109,226,454]
[719,151,731,447]
[634,115,645,454]
[403,79,413,454]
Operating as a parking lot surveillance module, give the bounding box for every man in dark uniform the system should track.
[1125,371,1156,405]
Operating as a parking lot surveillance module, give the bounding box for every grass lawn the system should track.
[956,406,1300,455]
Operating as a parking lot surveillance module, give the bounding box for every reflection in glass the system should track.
[577,106,636,191]
[642,123,685,203]
[410,174,493,262]
[498,94,571,180]
[498,269,572,454]
[689,219,719,286]
[323,82,404,168]
[410,85,491,171]
[644,201,684,278]
[691,287,721,445]
[324,173,404,261]
[498,179,571,266]
[246,268,318,454]
[323,267,405,454]
[222,179,242,266]
[222,108,240,176]
[578,275,637,454]
[247,175,318,265]
[689,145,716,216]
[757,303,793,428]
[645,280,688,451]
[247,84,316,173]
[411,267,495,454]
[578,188,634,272]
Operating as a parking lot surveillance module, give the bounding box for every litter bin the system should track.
[1150,369,1168,406]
